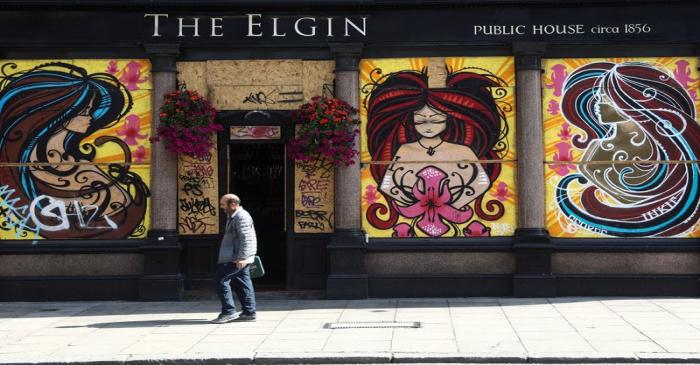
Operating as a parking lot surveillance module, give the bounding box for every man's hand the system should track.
[234,260,246,269]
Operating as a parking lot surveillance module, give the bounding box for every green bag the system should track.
[250,256,265,278]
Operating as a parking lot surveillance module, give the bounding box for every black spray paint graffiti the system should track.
[178,163,217,234]
[179,197,216,216]
[294,158,334,232]
[242,89,304,105]
[295,210,334,230]
[296,160,333,179]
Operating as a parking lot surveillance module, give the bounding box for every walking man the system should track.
[211,193,257,323]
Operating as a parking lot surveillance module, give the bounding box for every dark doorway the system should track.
[229,143,286,289]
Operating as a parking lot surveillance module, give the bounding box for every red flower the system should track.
[151,88,221,159]
[288,96,359,167]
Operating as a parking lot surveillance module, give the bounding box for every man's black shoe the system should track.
[235,313,256,322]
[210,312,240,324]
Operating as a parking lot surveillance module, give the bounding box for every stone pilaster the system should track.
[139,43,183,301]
[326,43,368,299]
[512,42,555,297]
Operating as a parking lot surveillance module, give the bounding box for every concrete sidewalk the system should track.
[1,297,700,364]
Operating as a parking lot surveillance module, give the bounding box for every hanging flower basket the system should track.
[288,96,359,167]
[151,87,223,159]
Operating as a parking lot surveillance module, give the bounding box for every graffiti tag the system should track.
[0,185,118,236]
[179,197,217,216]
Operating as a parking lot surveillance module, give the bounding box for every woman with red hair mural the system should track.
[363,67,510,237]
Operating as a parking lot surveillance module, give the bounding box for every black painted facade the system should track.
[0,0,699,300]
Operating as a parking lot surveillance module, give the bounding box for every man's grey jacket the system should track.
[217,207,257,264]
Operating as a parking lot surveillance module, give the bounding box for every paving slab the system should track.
[0,298,699,364]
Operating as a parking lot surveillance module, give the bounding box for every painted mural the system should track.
[544,57,700,238]
[0,60,152,240]
[360,57,517,238]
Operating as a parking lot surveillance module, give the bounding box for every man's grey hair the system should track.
[222,193,241,206]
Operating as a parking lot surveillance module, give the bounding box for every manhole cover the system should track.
[323,321,421,329]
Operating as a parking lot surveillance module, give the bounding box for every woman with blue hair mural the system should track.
[557,61,700,237]
[0,62,149,239]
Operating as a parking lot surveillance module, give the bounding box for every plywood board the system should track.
[209,84,304,110]
[177,137,219,235]
[303,60,336,100]
[294,158,335,233]
[206,60,302,86]
[176,62,208,96]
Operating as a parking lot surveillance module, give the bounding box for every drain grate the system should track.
[323,321,421,329]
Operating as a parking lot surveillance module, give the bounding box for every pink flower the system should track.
[544,64,568,97]
[463,221,491,237]
[119,61,149,91]
[106,60,119,75]
[117,115,148,145]
[133,145,147,163]
[392,223,415,238]
[490,181,510,202]
[396,166,473,237]
[557,123,572,141]
[674,60,699,100]
[549,141,576,176]
[547,99,560,116]
[364,185,380,206]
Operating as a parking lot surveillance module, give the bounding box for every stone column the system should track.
[326,43,368,299]
[512,42,555,297]
[139,43,183,301]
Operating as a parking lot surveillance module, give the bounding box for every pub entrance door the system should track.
[228,142,286,289]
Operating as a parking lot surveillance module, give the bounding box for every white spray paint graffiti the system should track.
[0,185,118,237]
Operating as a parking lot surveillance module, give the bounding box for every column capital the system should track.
[143,43,181,73]
[330,42,363,72]
[512,42,547,71]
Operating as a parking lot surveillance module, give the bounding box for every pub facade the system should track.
[0,0,699,300]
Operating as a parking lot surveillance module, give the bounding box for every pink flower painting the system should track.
[557,123,572,141]
[549,141,576,176]
[133,145,147,163]
[544,64,568,97]
[395,166,473,237]
[392,223,415,238]
[490,181,510,202]
[119,61,149,91]
[106,60,119,75]
[363,185,380,206]
[117,115,148,145]
[547,99,560,116]
[463,221,491,237]
[673,60,698,100]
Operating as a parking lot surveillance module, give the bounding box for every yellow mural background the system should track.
[0,59,152,239]
[359,57,517,238]
[543,57,700,238]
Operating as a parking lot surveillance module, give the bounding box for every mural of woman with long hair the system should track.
[557,61,700,237]
[364,67,510,237]
[0,62,149,239]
